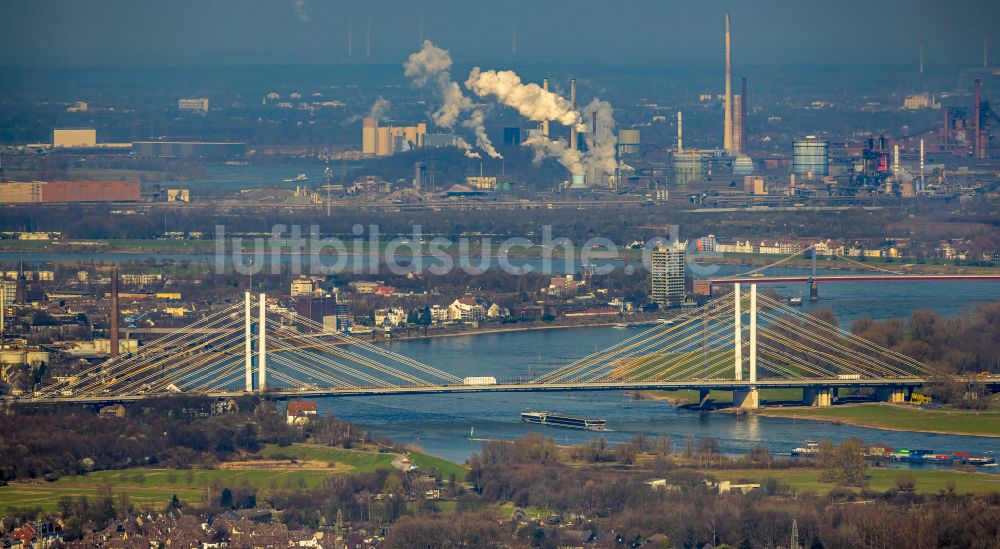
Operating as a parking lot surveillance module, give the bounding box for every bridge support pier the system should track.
[699,388,711,408]
[803,387,832,407]
[809,281,818,301]
[245,292,253,392]
[258,293,267,392]
[733,388,759,410]
[876,387,909,404]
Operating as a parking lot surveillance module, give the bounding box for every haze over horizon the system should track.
[1,0,998,68]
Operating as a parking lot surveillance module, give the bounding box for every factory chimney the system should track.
[985,38,989,69]
[974,79,982,158]
[110,266,120,359]
[347,20,353,57]
[732,94,743,154]
[569,78,577,151]
[919,138,925,192]
[893,145,900,178]
[366,18,371,59]
[677,111,683,153]
[741,76,748,154]
[723,13,733,155]
[943,106,950,152]
[542,79,550,138]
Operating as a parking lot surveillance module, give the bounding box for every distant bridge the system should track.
[712,274,1000,285]
[12,284,998,409]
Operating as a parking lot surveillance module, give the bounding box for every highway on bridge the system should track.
[11,376,1000,405]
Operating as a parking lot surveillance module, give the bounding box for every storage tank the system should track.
[792,136,829,177]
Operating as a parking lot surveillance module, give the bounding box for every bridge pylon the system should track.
[259,292,267,392]
[244,292,253,392]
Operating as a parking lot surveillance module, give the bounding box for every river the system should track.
[319,269,1000,465]
[8,252,1000,465]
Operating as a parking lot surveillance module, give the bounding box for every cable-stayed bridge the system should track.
[17,285,998,408]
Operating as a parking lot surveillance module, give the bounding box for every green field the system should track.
[704,467,1000,495]
[407,452,469,480]
[255,443,396,472]
[0,467,331,512]
[757,403,1000,437]
[0,444,465,512]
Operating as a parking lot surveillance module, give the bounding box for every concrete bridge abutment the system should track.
[875,386,910,404]
[733,388,759,409]
[803,387,832,407]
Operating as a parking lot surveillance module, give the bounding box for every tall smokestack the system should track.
[740,76,748,154]
[677,111,683,153]
[985,38,989,69]
[569,78,577,151]
[732,95,743,155]
[919,42,924,74]
[893,144,900,178]
[723,13,733,155]
[110,266,119,359]
[919,138,925,192]
[348,19,353,57]
[570,78,577,146]
[542,78,550,137]
[974,79,982,158]
[366,18,371,59]
[943,106,950,151]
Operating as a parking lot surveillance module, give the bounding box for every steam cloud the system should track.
[580,99,618,184]
[453,137,480,159]
[404,41,500,158]
[519,97,620,184]
[523,135,583,176]
[462,109,500,159]
[465,68,579,127]
[368,97,391,120]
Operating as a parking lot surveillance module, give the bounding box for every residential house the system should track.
[375,307,407,327]
[286,401,319,425]
[429,305,450,323]
[486,303,508,318]
[99,404,127,418]
[448,297,486,321]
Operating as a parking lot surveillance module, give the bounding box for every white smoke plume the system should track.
[453,137,481,159]
[433,81,473,128]
[404,41,499,158]
[403,40,454,86]
[523,135,583,176]
[462,109,501,159]
[465,68,579,127]
[292,0,310,23]
[580,98,618,183]
[368,97,391,120]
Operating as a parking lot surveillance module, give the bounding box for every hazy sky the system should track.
[2,0,997,68]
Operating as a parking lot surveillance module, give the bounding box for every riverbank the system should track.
[751,403,1000,438]
[371,320,628,343]
[701,467,1000,496]
[2,240,997,275]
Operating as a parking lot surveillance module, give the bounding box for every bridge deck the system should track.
[11,376,1000,405]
